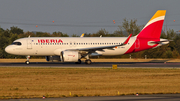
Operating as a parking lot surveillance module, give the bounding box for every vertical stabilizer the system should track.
[80,33,84,37]
[136,10,166,39]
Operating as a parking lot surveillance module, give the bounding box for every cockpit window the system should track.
[11,42,22,45]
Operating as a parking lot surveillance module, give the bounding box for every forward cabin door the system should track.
[27,39,32,49]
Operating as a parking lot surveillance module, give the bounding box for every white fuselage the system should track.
[5,37,136,56]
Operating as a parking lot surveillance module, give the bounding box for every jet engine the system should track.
[61,51,81,62]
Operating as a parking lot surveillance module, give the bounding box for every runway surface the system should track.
[0,61,180,68]
[1,94,180,101]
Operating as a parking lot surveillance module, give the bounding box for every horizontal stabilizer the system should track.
[149,40,171,44]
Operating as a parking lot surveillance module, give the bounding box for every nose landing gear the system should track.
[25,55,30,65]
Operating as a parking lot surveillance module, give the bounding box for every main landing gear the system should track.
[84,55,92,65]
[25,55,30,65]
[75,59,92,64]
[75,54,92,64]
[85,59,92,64]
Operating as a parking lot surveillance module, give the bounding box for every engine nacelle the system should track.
[61,51,81,62]
[45,56,61,62]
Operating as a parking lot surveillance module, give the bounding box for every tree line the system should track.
[0,18,179,59]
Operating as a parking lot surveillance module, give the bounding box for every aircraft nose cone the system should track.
[5,46,12,54]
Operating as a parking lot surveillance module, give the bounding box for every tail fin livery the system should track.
[136,10,166,39]
[80,33,84,37]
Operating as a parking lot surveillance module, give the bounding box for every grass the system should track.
[0,67,180,99]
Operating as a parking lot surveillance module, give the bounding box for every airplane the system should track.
[5,10,169,65]
[80,33,84,37]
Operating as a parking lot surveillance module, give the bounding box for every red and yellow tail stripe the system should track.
[137,10,166,39]
[143,10,166,30]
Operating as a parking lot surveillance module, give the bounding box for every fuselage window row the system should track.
[34,42,127,45]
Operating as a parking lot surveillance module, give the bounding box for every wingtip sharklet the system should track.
[80,33,84,37]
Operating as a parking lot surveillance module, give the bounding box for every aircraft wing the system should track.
[66,34,132,52]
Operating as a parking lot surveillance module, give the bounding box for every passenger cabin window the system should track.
[12,42,22,45]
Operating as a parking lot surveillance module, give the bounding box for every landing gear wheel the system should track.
[85,59,92,65]
[75,59,81,64]
[25,61,29,65]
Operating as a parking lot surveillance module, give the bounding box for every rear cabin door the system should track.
[135,39,140,49]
